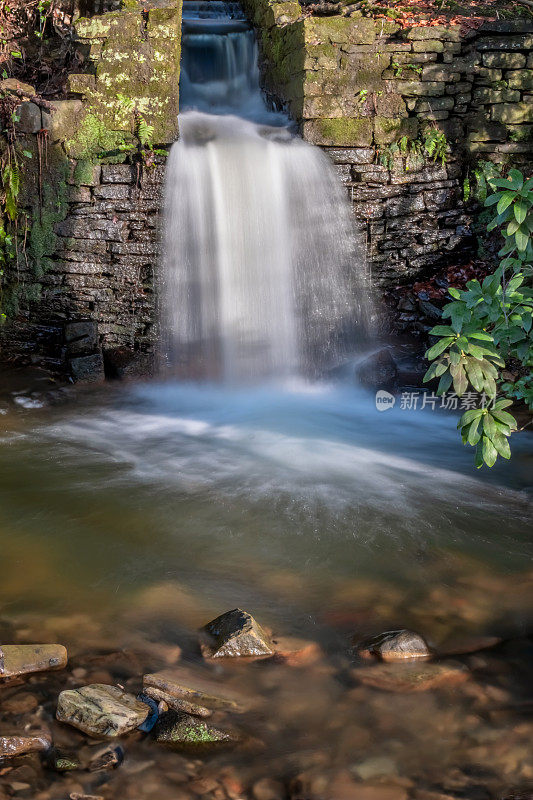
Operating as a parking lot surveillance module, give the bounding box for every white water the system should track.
[160,2,371,381]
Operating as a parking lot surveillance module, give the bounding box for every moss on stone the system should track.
[302,117,373,146]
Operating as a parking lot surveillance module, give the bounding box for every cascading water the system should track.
[161,1,372,381]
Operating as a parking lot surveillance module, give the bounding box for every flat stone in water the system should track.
[143,668,246,713]
[355,661,469,692]
[200,608,274,658]
[56,684,150,738]
[355,630,432,662]
[0,644,67,679]
[153,710,238,752]
[0,731,52,759]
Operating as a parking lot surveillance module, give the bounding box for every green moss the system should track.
[66,113,133,161]
[28,159,69,278]
[303,117,373,145]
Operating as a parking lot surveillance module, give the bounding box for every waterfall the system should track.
[160,1,372,381]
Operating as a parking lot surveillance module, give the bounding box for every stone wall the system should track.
[242,0,532,285]
[0,1,181,377]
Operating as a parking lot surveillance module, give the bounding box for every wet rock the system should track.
[56,684,150,738]
[153,710,238,752]
[418,298,442,320]
[355,630,432,662]
[49,749,82,772]
[88,743,124,771]
[355,349,398,390]
[64,321,98,357]
[143,668,246,715]
[0,731,52,759]
[103,347,154,379]
[354,661,469,692]
[0,644,67,679]
[200,609,274,659]
[69,353,105,383]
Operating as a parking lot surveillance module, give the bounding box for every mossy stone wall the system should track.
[243,0,532,286]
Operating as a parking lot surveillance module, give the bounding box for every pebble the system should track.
[56,684,150,738]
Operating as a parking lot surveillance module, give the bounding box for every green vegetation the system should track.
[424,168,533,467]
[378,126,448,170]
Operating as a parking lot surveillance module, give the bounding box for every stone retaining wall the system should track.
[243,0,532,285]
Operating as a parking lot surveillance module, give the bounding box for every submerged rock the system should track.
[88,744,124,772]
[0,644,67,679]
[0,731,52,759]
[355,661,469,692]
[200,608,274,659]
[143,668,246,715]
[355,630,432,662]
[56,684,150,738]
[49,749,82,772]
[153,710,238,752]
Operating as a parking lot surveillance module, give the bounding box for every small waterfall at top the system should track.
[161,0,372,381]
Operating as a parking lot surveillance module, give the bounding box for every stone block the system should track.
[42,100,84,143]
[473,87,521,103]
[324,147,374,164]
[69,354,105,383]
[65,320,99,355]
[482,51,526,68]
[491,102,533,124]
[412,40,444,53]
[406,25,461,42]
[394,80,445,96]
[373,117,418,144]
[301,118,373,146]
[415,96,454,112]
[474,67,502,83]
[15,101,42,134]
[93,184,132,200]
[56,218,128,242]
[477,35,533,50]
[421,66,459,81]
[386,194,426,217]
[506,69,533,90]
[101,164,136,184]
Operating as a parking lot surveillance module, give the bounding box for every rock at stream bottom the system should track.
[354,661,469,692]
[143,667,246,715]
[56,684,150,738]
[0,731,52,759]
[200,608,274,658]
[354,630,432,661]
[153,710,239,751]
[0,644,67,679]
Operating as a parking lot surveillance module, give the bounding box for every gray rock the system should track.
[200,608,274,659]
[56,684,150,738]
[69,353,105,383]
[355,629,432,661]
[65,321,98,356]
[153,710,238,751]
[0,644,67,679]
[15,101,42,134]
